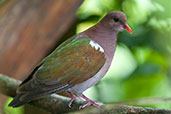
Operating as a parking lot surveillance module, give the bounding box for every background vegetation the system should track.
[1,0,171,113]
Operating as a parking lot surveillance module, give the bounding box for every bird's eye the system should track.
[113,18,119,22]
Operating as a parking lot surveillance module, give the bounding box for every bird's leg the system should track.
[66,91,77,108]
[79,94,104,109]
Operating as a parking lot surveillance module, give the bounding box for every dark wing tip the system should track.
[8,95,28,107]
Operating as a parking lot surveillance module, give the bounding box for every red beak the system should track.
[124,24,132,34]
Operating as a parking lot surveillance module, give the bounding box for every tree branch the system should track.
[69,104,171,114]
[0,74,84,113]
[0,74,171,114]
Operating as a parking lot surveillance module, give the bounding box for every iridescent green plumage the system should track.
[16,35,106,101]
[36,36,106,85]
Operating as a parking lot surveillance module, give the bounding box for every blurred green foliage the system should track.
[78,0,171,109]
[4,98,23,114]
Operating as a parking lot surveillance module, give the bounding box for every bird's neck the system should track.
[82,22,118,60]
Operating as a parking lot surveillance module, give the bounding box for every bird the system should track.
[9,11,132,109]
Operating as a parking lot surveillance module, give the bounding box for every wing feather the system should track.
[36,38,106,86]
[16,37,106,102]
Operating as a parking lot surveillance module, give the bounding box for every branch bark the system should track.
[0,74,84,113]
[69,105,171,114]
[0,74,171,114]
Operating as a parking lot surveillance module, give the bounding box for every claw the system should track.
[67,92,104,109]
[79,94,104,109]
[67,91,77,108]
[79,102,91,109]
[68,98,75,108]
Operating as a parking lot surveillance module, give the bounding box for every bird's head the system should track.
[101,11,132,34]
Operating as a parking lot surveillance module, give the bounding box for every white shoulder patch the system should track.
[89,40,104,53]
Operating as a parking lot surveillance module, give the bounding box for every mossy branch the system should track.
[0,74,171,114]
[0,74,84,113]
[69,104,171,114]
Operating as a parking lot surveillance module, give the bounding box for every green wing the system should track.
[17,35,106,100]
[36,36,106,85]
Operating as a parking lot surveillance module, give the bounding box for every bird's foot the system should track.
[79,94,104,109]
[79,100,103,109]
[67,92,103,109]
[67,91,77,108]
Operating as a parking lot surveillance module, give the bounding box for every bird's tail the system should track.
[8,94,29,107]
